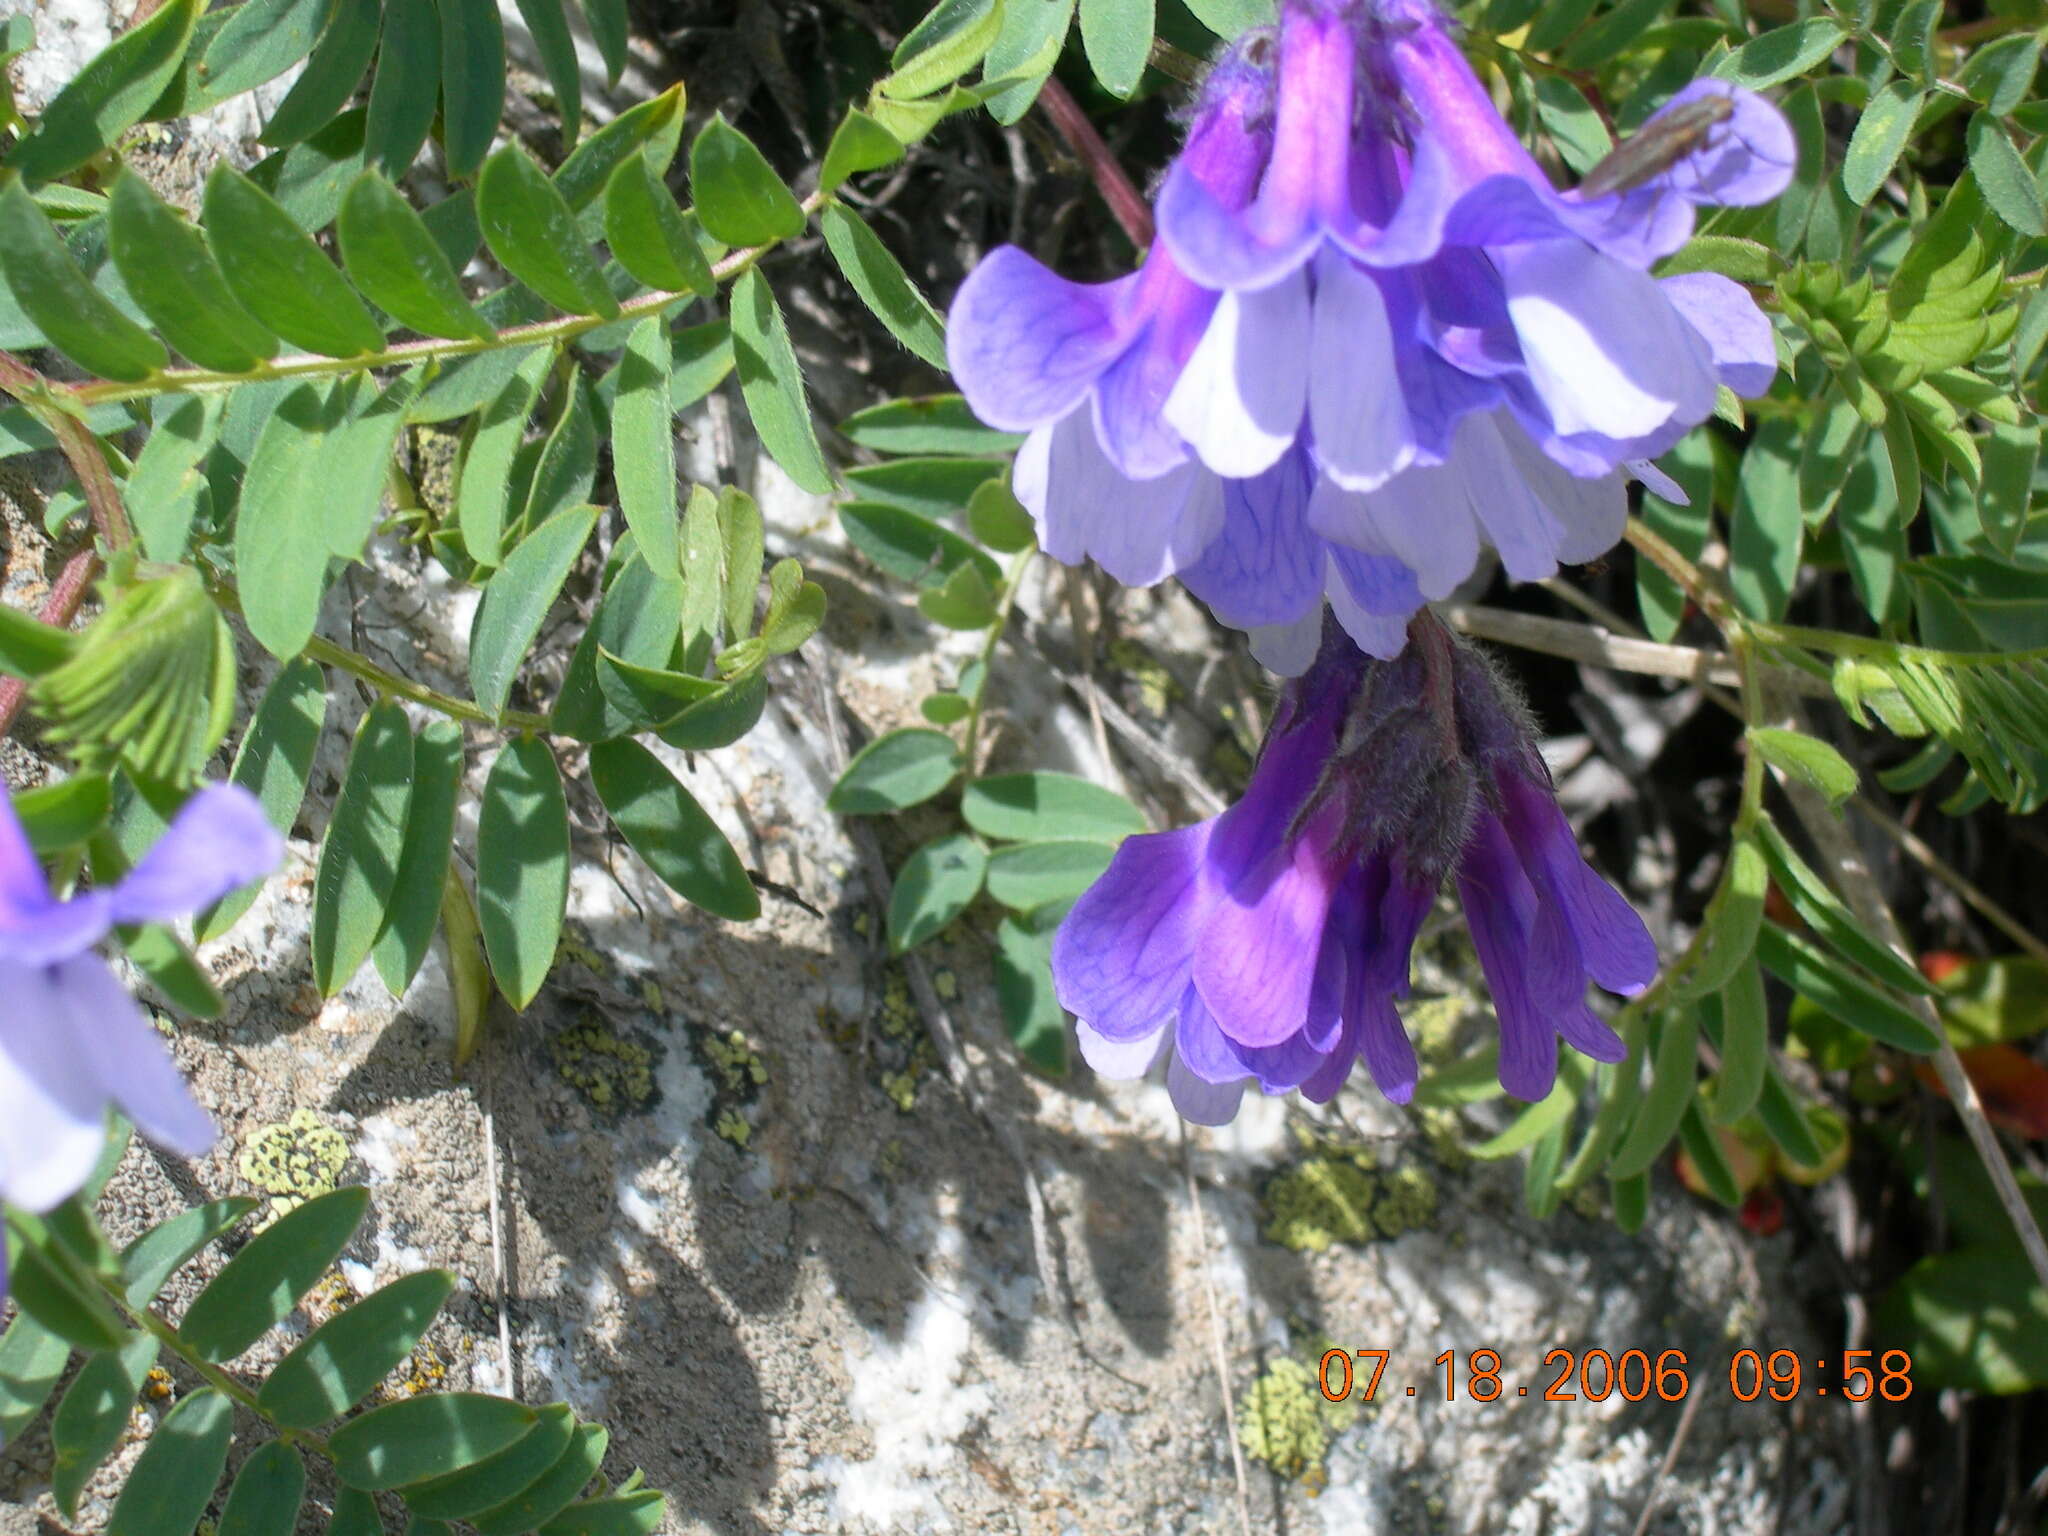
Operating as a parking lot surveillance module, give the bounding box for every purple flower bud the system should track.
[1053,615,1655,1120]
[0,782,281,1295]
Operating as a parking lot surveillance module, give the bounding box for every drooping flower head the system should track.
[948,0,1794,667]
[0,782,280,1293]
[1053,614,1656,1121]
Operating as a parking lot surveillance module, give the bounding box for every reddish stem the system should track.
[1035,77,1155,251]
[0,546,100,739]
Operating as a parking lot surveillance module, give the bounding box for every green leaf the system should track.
[197,657,326,942]
[1710,18,1846,89]
[477,144,619,317]
[217,1441,307,1536]
[1675,1099,1741,1206]
[962,772,1145,843]
[260,0,379,147]
[477,737,570,1010]
[1730,417,1802,621]
[0,601,77,679]
[819,110,904,193]
[327,1393,539,1491]
[688,115,806,246]
[843,457,1004,520]
[582,0,628,80]
[0,181,166,379]
[1841,80,1923,204]
[260,1269,457,1428]
[966,477,1034,552]
[1747,726,1858,807]
[604,155,715,296]
[992,915,1067,1073]
[1607,1005,1697,1179]
[1471,1066,1580,1159]
[1709,958,1768,1126]
[553,553,684,741]
[5,0,201,183]
[839,501,1003,589]
[460,347,555,568]
[730,268,834,494]
[328,1488,388,1536]
[469,504,597,719]
[885,0,1002,98]
[1079,0,1153,97]
[338,173,494,341]
[469,1425,610,1534]
[589,739,761,921]
[536,1494,665,1536]
[180,1186,372,1362]
[439,0,507,179]
[918,561,999,630]
[52,1331,160,1518]
[718,486,766,644]
[759,569,824,655]
[234,382,346,658]
[1752,817,1932,998]
[554,83,688,212]
[1659,234,1783,284]
[1755,920,1941,1052]
[13,774,111,856]
[1968,113,2045,237]
[887,832,987,950]
[204,164,386,356]
[1878,1248,2048,1393]
[118,1197,257,1306]
[311,700,415,999]
[839,394,1021,456]
[1978,423,2039,558]
[370,720,464,996]
[982,0,1073,123]
[4,1218,126,1351]
[614,317,682,575]
[195,0,325,101]
[984,839,1112,911]
[105,1388,232,1536]
[818,203,947,368]
[364,0,441,176]
[652,668,768,751]
[128,394,225,562]
[0,1310,72,1444]
[828,727,962,814]
[107,171,277,372]
[402,1403,578,1518]
[511,0,581,147]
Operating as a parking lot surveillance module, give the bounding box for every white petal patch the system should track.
[1163,276,1311,478]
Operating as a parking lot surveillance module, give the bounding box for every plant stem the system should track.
[303,635,550,732]
[112,1285,332,1458]
[959,548,1036,779]
[1622,517,1734,629]
[0,350,135,548]
[1034,77,1155,251]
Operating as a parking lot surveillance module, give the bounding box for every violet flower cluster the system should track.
[0,782,279,1294]
[949,0,1792,670]
[1053,616,1656,1120]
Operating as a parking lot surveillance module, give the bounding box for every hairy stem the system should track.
[959,547,1037,779]
[1034,77,1155,251]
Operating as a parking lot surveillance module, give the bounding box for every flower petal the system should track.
[1167,1051,1246,1125]
[1075,1019,1168,1079]
[1176,987,1252,1084]
[1634,80,1797,207]
[1053,822,1216,1040]
[1345,460,1481,602]
[1452,414,1566,583]
[106,785,283,928]
[1324,557,1412,659]
[1660,271,1778,398]
[1194,838,1340,1048]
[1164,276,1312,479]
[1502,239,1718,442]
[1179,449,1323,628]
[0,960,111,1211]
[946,248,1137,431]
[1501,774,1659,995]
[1031,411,1224,587]
[59,954,216,1156]
[1309,252,1417,493]
[1456,814,1561,1101]
[1492,420,1629,567]
[1249,609,1325,676]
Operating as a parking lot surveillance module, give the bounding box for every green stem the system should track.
[68,192,827,410]
[303,634,550,732]
[111,1286,332,1457]
[959,547,1036,780]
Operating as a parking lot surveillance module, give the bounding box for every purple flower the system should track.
[1052,615,1655,1120]
[0,783,280,1256]
[945,0,1793,656]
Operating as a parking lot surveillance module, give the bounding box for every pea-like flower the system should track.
[947,0,1793,664]
[0,783,281,1248]
[1052,615,1656,1120]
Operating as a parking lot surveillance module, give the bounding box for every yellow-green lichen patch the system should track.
[871,966,936,1114]
[1238,1355,1356,1491]
[1261,1146,1439,1252]
[1107,638,1181,717]
[690,1025,768,1148]
[550,1012,656,1113]
[408,426,462,518]
[239,1109,350,1216]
